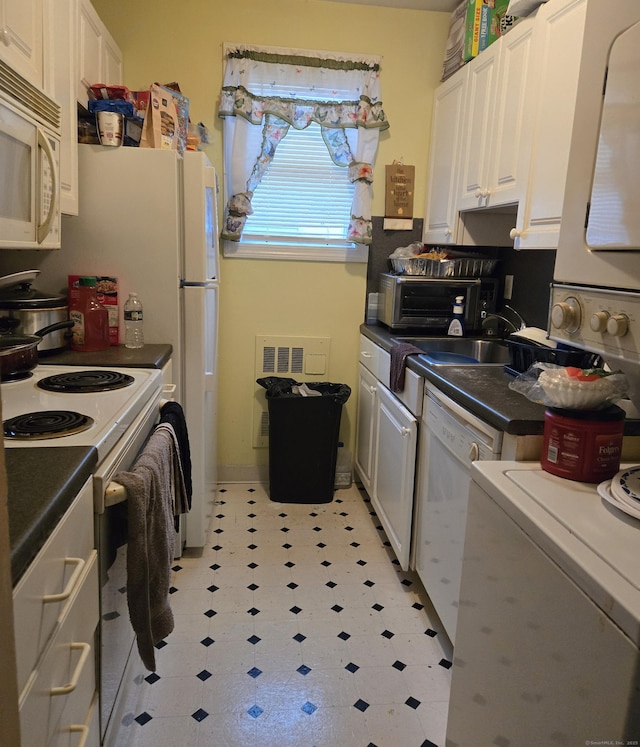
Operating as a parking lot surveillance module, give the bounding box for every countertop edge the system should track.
[359,324,640,437]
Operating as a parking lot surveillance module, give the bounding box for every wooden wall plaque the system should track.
[385,163,415,218]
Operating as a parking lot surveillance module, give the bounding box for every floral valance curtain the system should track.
[218,44,389,245]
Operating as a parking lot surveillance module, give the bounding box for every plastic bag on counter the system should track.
[389,242,425,259]
[508,362,629,410]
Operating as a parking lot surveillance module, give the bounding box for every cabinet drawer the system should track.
[13,478,94,696]
[19,550,98,747]
[378,349,423,417]
[359,334,381,377]
[50,680,100,747]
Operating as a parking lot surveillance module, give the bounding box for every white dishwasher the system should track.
[413,382,503,643]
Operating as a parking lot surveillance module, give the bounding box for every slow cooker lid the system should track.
[0,270,66,309]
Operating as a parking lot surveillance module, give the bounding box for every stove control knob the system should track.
[606,313,629,337]
[551,297,581,333]
[590,310,610,333]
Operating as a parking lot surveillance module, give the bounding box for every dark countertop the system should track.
[41,343,173,369]
[7,447,98,586]
[361,324,640,437]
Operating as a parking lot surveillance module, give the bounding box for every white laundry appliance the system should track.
[447,4,640,743]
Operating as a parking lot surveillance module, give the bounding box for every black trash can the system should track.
[257,377,351,503]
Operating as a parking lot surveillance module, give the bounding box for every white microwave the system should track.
[0,60,61,249]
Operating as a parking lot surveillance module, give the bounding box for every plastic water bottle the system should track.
[124,293,144,349]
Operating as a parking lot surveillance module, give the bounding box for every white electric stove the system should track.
[2,362,167,744]
[1,364,163,464]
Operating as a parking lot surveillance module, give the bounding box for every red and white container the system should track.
[541,405,625,483]
[69,276,110,352]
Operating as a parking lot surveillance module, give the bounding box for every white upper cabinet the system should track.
[485,18,535,208]
[457,42,500,212]
[77,0,122,106]
[423,13,535,245]
[510,0,587,249]
[422,69,468,245]
[0,0,43,88]
[458,16,535,212]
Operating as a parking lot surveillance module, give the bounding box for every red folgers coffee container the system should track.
[541,405,625,483]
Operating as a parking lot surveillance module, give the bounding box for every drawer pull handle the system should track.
[43,557,85,604]
[51,642,91,696]
[361,352,372,358]
[69,724,90,747]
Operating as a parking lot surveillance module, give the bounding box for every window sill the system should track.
[222,240,369,263]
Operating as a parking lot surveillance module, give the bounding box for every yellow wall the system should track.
[93,0,450,475]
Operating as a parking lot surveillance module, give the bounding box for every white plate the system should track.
[611,466,640,505]
[598,480,640,521]
[0,270,40,290]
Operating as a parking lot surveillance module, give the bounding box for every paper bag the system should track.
[140,84,178,150]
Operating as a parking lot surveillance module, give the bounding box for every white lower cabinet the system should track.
[371,384,418,571]
[13,478,99,747]
[354,364,377,497]
[19,550,98,747]
[355,335,421,571]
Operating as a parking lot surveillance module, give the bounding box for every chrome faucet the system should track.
[481,304,527,336]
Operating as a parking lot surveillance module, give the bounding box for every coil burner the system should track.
[4,410,95,439]
[37,370,135,393]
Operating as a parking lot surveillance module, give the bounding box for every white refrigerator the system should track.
[49,144,219,548]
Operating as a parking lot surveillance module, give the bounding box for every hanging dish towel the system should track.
[115,426,188,671]
[390,342,423,393]
[159,401,192,508]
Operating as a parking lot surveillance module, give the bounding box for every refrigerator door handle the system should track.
[180,280,218,288]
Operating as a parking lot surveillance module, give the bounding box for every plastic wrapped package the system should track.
[508,363,629,410]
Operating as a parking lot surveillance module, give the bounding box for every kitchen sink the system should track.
[392,336,510,366]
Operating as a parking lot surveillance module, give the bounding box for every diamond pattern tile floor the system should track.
[128,483,451,746]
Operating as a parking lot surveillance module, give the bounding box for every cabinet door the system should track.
[102,31,122,87]
[0,0,43,88]
[77,0,101,104]
[48,0,78,216]
[511,0,587,249]
[77,0,122,105]
[372,384,417,571]
[457,43,499,212]
[354,363,377,496]
[422,68,467,245]
[487,17,535,209]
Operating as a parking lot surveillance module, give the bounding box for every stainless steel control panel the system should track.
[549,284,640,363]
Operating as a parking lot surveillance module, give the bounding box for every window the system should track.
[218,44,389,262]
[228,123,360,261]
